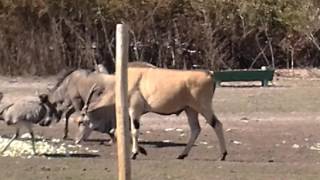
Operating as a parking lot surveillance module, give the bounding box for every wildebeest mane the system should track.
[52,68,77,91]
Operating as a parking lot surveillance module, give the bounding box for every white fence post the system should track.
[115,24,131,180]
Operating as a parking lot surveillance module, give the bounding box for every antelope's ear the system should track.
[39,94,49,103]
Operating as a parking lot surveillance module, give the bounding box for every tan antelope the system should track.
[85,67,228,160]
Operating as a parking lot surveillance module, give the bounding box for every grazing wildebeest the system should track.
[46,67,119,145]
[82,67,228,160]
[70,103,116,144]
[0,94,59,154]
[67,83,116,144]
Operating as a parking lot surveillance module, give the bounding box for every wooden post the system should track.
[115,24,131,180]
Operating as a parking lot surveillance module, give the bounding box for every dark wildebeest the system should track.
[47,69,115,142]
[0,94,60,154]
[67,83,116,144]
[77,67,228,160]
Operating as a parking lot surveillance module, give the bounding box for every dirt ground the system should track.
[1,69,320,180]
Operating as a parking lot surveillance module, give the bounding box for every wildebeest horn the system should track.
[82,83,97,114]
[0,92,3,102]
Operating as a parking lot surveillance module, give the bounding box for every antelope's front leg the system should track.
[128,110,147,160]
[130,117,140,159]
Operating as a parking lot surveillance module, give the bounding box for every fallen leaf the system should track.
[175,128,184,132]
[164,128,175,132]
[207,146,214,149]
[292,144,300,149]
[231,140,242,145]
[200,141,208,145]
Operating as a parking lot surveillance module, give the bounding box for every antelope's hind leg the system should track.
[177,107,201,159]
[205,112,228,161]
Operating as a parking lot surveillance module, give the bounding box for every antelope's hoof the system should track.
[139,146,147,156]
[220,151,228,161]
[63,135,68,140]
[176,154,187,160]
[131,152,138,160]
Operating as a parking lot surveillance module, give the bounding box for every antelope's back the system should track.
[128,67,214,112]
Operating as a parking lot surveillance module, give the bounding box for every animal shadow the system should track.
[140,140,186,148]
[83,138,113,146]
[42,153,100,158]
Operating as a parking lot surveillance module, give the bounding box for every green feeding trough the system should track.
[214,67,275,87]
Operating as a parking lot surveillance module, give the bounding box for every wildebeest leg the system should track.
[1,128,20,154]
[63,106,75,139]
[177,107,200,159]
[202,110,227,161]
[108,131,116,144]
[67,98,83,140]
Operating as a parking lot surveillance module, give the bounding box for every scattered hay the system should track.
[310,143,320,151]
[0,136,99,158]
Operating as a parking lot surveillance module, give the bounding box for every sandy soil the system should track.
[0,71,320,180]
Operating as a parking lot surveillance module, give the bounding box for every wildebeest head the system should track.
[46,84,71,122]
[46,87,68,119]
[38,94,60,126]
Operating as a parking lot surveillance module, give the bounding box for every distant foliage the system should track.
[0,0,320,75]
